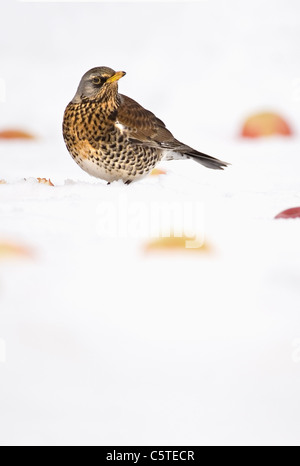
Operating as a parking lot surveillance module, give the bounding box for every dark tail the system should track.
[185,149,229,170]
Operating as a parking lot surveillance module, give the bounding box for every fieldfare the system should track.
[63,67,228,184]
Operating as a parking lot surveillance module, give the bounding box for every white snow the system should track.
[0,0,300,447]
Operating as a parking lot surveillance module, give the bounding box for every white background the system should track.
[0,0,300,446]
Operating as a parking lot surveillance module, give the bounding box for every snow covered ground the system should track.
[0,0,300,446]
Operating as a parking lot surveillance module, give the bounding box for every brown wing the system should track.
[117,94,176,148]
[117,95,229,170]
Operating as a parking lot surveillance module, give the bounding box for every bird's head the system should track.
[72,67,126,103]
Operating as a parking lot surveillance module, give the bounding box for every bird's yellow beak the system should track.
[107,71,126,83]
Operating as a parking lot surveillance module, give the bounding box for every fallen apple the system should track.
[0,241,33,260]
[241,112,292,138]
[144,234,212,253]
[150,168,167,176]
[0,129,36,140]
[275,207,300,219]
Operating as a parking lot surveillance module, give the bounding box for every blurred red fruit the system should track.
[275,208,300,219]
[0,129,35,140]
[241,112,292,138]
[0,241,34,260]
[144,234,213,253]
[150,168,167,176]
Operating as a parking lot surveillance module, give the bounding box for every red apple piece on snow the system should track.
[275,208,300,219]
[241,112,292,138]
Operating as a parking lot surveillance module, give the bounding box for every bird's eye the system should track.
[92,77,103,85]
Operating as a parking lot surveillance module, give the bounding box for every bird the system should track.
[63,67,228,184]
